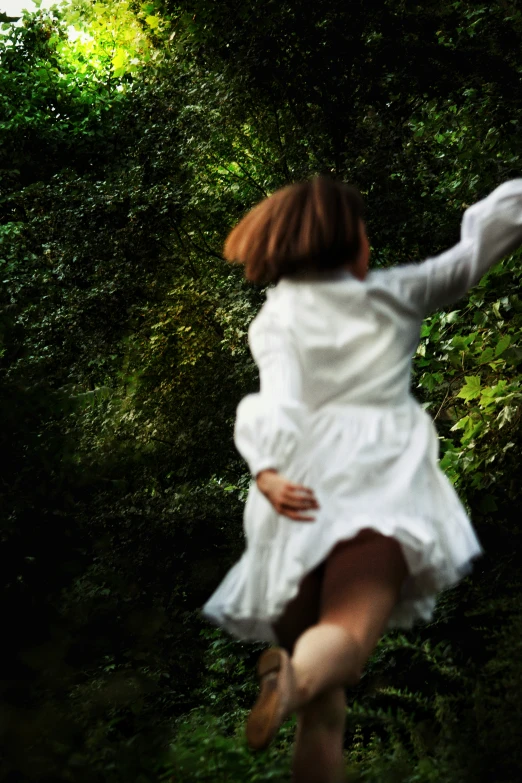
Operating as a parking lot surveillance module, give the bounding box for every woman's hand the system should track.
[256,469,319,522]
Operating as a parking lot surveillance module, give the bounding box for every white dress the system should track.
[203,180,522,643]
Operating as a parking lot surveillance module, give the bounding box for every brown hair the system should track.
[223,176,365,284]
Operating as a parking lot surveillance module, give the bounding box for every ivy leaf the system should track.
[478,347,494,363]
[443,310,461,325]
[495,334,511,356]
[492,300,503,319]
[112,50,127,71]
[479,381,508,403]
[503,346,522,365]
[464,420,485,443]
[457,376,481,402]
[497,406,517,428]
[451,414,471,432]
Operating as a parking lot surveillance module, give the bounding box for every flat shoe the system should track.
[246,647,294,751]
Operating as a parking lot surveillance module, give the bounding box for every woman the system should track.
[203,176,522,783]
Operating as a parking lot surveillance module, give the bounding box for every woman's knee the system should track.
[320,532,408,660]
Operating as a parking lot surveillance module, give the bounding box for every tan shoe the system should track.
[246,647,295,751]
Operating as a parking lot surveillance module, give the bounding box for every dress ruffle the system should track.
[203,400,483,642]
[202,510,480,642]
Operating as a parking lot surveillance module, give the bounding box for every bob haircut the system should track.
[223,176,365,284]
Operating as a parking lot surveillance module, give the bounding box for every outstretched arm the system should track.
[390,180,522,315]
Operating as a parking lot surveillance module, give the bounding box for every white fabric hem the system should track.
[202,516,482,643]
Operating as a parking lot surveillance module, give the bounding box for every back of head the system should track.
[223,176,365,284]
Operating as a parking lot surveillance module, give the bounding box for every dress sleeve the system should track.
[234,310,307,478]
[388,179,522,315]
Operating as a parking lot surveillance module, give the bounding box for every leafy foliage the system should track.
[2,0,522,781]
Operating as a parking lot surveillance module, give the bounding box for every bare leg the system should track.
[292,687,346,783]
[254,531,407,782]
[273,564,323,653]
[289,531,407,783]
[291,530,407,707]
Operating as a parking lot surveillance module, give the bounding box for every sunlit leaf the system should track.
[456,376,481,402]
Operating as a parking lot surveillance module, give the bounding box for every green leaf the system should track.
[478,347,494,363]
[463,420,484,443]
[456,376,481,402]
[445,310,461,324]
[497,405,517,428]
[479,381,508,403]
[495,334,511,356]
[0,12,19,22]
[503,346,522,365]
[112,50,127,70]
[451,414,471,432]
[419,371,444,392]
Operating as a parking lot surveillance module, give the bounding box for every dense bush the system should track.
[1,1,522,781]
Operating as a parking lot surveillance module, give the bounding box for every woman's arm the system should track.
[388,180,522,315]
[234,311,319,521]
[256,468,318,522]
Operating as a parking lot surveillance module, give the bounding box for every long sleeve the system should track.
[234,309,307,478]
[388,179,522,315]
